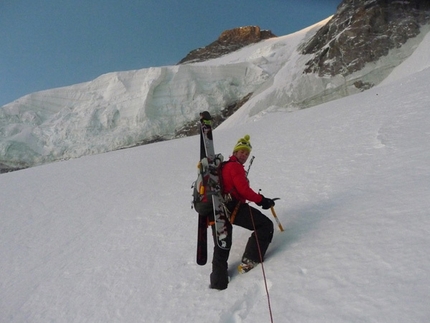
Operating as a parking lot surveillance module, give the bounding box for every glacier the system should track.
[1,18,429,170]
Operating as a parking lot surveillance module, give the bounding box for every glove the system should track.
[257,196,275,210]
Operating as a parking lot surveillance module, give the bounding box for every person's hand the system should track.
[257,196,275,210]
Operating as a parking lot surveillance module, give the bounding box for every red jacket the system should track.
[221,156,263,204]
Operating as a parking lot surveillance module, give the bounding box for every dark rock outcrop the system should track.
[178,26,276,64]
[175,93,253,137]
[301,0,430,77]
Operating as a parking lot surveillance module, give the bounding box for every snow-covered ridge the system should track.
[1,18,429,170]
[0,62,268,168]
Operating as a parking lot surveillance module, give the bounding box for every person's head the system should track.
[232,135,252,164]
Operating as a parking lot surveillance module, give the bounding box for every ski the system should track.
[196,114,209,266]
[199,111,230,251]
[196,214,208,265]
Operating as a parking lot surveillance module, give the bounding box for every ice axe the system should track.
[270,198,284,232]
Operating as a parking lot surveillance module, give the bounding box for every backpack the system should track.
[191,154,226,215]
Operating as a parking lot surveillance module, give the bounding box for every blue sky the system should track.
[0,0,340,106]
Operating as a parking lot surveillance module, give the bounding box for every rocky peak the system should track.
[178,26,276,64]
[217,26,275,44]
[301,0,430,77]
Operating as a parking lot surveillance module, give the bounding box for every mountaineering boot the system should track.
[237,257,258,274]
[210,270,229,290]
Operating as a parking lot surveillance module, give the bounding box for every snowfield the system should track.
[1,21,430,323]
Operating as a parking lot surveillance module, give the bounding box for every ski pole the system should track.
[246,156,255,177]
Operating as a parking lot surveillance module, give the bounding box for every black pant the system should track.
[210,202,274,289]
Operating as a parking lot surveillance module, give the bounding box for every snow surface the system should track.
[1,22,430,323]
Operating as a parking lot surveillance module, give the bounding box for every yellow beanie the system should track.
[233,135,252,153]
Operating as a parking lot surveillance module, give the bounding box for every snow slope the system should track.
[2,18,428,169]
[1,31,430,322]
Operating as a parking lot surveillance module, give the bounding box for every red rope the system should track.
[248,204,274,323]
